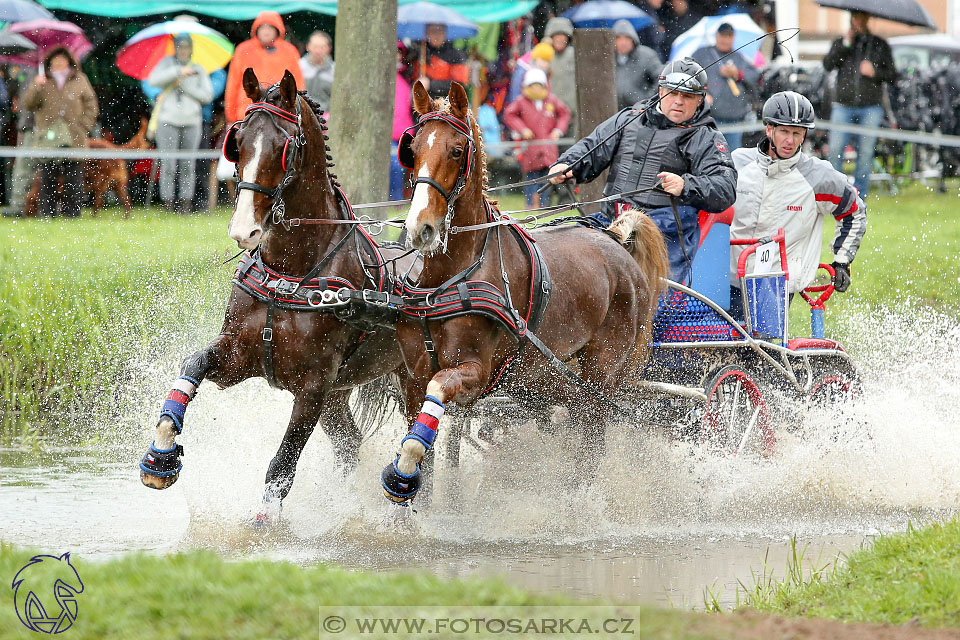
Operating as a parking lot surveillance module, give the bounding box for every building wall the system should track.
[797,0,948,39]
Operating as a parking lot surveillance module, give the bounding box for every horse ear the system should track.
[448,82,468,119]
[412,81,432,115]
[279,69,297,109]
[242,68,261,101]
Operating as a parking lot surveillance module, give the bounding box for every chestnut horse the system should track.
[379,82,669,507]
[139,69,412,522]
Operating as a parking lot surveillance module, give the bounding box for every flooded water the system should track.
[2,303,959,609]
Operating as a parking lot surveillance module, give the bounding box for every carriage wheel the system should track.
[701,365,775,455]
[808,366,861,406]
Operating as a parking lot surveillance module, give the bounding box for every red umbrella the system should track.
[2,19,92,65]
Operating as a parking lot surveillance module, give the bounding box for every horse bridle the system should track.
[225,90,306,228]
[397,111,475,251]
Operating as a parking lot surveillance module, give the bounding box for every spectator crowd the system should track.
[0,2,902,218]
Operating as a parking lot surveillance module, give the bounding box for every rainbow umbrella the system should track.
[116,20,234,81]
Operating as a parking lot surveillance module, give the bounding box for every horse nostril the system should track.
[249,228,261,239]
[419,224,436,245]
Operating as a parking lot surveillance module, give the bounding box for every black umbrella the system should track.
[0,30,36,56]
[813,0,936,29]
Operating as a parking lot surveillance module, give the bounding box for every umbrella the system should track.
[561,0,654,30]
[889,33,960,51]
[670,13,765,64]
[3,19,92,65]
[0,30,36,56]
[397,2,479,41]
[0,0,53,23]
[116,20,234,80]
[813,0,935,29]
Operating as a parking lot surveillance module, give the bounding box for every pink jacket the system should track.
[502,93,571,173]
[393,73,413,142]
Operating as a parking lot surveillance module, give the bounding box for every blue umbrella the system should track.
[670,14,765,65]
[398,2,479,41]
[562,0,654,30]
[0,0,53,22]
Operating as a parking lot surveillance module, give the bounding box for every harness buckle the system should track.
[424,338,436,353]
[362,290,390,306]
[273,279,297,295]
[262,327,273,342]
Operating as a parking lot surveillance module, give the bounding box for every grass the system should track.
[1,183,958,440]
[732,516,960,628]
[0,543,696,640]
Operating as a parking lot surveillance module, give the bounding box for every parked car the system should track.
[889,34,960,73]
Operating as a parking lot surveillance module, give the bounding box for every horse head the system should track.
[402,81,480,256]
[12,552,84,633]
[226,68,312,250]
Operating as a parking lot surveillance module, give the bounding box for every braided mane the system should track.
[430,96,495,204]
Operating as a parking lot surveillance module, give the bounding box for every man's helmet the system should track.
[658,58,708,96]
[762,91,816,129]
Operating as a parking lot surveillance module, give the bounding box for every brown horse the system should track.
[379,81,669,506]
[139,69,411,523]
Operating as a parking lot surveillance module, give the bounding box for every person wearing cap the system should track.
[691,22,759,150]
[147,33,213,213]
[544,17,578,136]
[822,11,896,200]
[507,42,555,107]
[549,57,736,283]
[729,91,866,310]
[503,67,571,208]
[613,19,663,111]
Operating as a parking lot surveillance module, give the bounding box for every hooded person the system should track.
[549,57,737,283]
[503,67,571,207]
[507,41,555,106]
[613,19,663,110]
[544,17,578,135]
[224,11,305,125]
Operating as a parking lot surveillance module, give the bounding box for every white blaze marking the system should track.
[426,131,436,149]
[405,166,433,237]
[228,132,264,248]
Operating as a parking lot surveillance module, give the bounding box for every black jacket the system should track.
[822,33,896,107]
[557,95,737,218]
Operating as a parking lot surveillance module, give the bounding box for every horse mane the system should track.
[263,83,340,188]
[429,96,496,206]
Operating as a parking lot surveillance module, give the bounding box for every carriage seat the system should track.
[688,207,734,309]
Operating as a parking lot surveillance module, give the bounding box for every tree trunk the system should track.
[329,0,397,214]
[573,29,617,214]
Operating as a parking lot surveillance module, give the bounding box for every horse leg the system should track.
[381,362,483,505]
[317,389,361,471]
[258,388,330,526]
[139,340,225,489]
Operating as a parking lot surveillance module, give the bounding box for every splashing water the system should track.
[2,301,958,605]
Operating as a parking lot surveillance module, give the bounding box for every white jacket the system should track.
[730,140,867,293]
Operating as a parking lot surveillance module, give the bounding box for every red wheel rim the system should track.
[703,369,775,455]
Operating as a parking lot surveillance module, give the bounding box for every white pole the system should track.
[774,0,800,61]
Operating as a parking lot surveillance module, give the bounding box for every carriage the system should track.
[454,208,859,460]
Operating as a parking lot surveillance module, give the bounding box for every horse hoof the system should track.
[139,443,183,490]
[140,469,178,490]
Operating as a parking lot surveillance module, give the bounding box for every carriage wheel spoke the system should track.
[737,405,761,453]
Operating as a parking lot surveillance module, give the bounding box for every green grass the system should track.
[0,543,700,640]
[1,183,958,440]
[737,516,960,628]
[0,206,236,441]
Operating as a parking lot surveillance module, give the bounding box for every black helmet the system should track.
[658,58,708,96]
[762,91,816,129]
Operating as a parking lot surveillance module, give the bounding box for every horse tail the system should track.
[607,209,668,358]
[351,373,406,440]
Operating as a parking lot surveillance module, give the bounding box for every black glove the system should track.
[831,261,851,292]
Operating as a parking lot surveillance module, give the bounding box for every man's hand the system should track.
[35,74,46,86]
[831,261,851,292]
[548,162,574,184]
[657,171,685,196]
[180,67,197,77]
[720,62,738,79]
[859,60,875,77]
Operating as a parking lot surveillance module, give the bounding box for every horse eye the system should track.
[451,147,463,158]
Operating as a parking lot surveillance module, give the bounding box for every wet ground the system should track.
[2,304,959,609]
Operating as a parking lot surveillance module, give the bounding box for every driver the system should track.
[548,58,737,283]
[729,91,867,303]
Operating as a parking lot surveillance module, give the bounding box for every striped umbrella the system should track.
[116,20,234,81]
